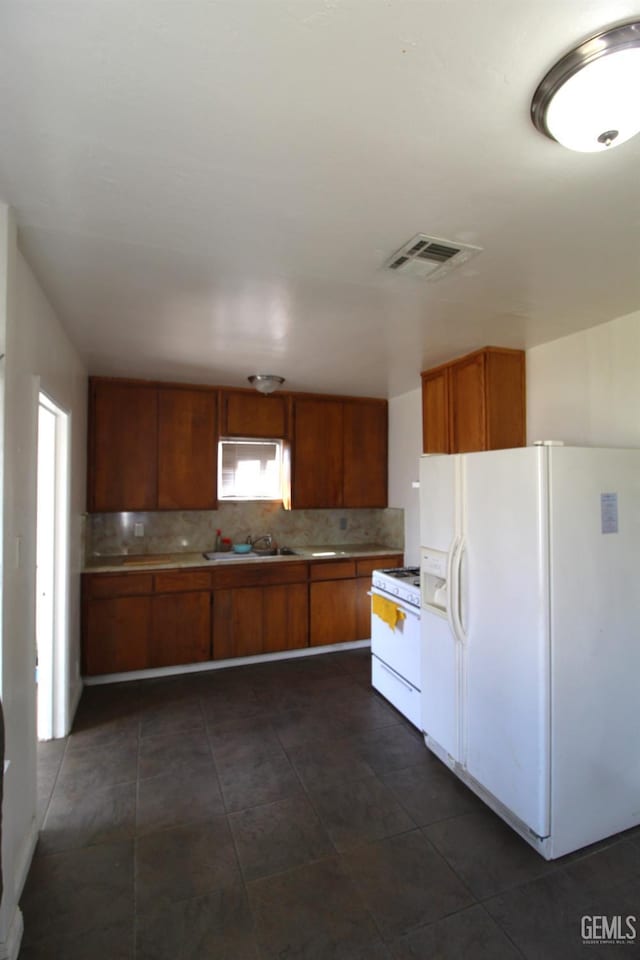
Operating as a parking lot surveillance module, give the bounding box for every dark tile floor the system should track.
[21,649,640,959]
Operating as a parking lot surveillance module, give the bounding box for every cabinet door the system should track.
[89,381,157,511]
[309,579,357,646]
[263,583,309,653]
[291,398,343,508]
[485,349,526,450]
[355,576,373,641]
[84,596,152,675]
[343,400,388,507]
[158,388,217,509]
[151,591,211,667]
[213,587,264,659]
[221,390,287,438]
[449,353,486,453]
[422,368,450,454]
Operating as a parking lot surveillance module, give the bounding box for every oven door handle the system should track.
[370,590,420,618]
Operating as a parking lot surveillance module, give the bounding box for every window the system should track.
[218,438,284,501]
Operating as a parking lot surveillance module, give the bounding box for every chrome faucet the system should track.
[249,533,273,550]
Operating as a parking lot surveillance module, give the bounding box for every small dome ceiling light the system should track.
[531,21,640,152]
[247,374,286,395]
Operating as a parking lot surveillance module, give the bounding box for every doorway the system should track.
[36,392,70,740]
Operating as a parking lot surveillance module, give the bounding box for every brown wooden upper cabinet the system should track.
[421,367,450,454]
[89,377,388,512]
[220,389,288,438]
[88,380,158,512]
[158,388,217,509]
[88,378,217,511]
[421,347,525,454]
[291,397,343,509]
[291,397,387,509]
[343,400,388,508]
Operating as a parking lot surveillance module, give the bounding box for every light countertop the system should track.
[84,543,403,574]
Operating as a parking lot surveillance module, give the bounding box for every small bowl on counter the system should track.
[232,543,253,554]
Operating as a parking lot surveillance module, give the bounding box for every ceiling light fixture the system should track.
[531,20,640,152]
[247,374,286,395]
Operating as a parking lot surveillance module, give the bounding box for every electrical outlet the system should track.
[339,517,347,531]
[134,522,144,538]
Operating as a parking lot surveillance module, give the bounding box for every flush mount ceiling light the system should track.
[247,374,286,395]
[531,20,640,152]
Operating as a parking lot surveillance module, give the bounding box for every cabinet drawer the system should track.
[211,561,308,590]
[309,559,356,581]
[355,555,403,577]
[86,573,153,599]
[154,570,212,593]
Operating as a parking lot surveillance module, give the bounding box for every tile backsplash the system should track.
[86,503,404,559]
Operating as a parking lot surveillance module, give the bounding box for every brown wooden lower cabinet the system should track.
[213,583,309,660]
[83,554,403,674]
[263,583,308,653]
[84,595,152,675]
[213,587,263,660]
[151,591,211,667]
[309,579,358,647]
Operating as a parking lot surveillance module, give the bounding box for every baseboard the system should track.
[0,907,24,960]
[84,639,371,685]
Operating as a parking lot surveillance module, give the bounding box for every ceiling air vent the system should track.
[386,234,482,281]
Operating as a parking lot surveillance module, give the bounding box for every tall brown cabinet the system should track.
[421,346,525,454]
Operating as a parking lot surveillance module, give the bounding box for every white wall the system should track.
[0,205,87,958]
[527,310,640,446]
[388,386,422,566]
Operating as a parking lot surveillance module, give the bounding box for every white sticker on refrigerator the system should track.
[601,493,618,534]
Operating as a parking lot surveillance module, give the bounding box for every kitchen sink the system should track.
[202,547,299,561]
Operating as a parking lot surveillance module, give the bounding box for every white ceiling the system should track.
[1,0,639,398]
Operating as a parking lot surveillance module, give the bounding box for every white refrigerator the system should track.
[419,444,640,860]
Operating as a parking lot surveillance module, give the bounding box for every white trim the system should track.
[84,640,371,686]
[36,389,71,739]
[66,676,83,733]
[13,816,38,903]
[0,907,24,960]
[1,814,38,957]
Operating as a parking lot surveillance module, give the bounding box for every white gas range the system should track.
[370,566,422,729]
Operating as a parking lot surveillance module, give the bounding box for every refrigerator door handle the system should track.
[452,539,467,645]
[447,537,462,644]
